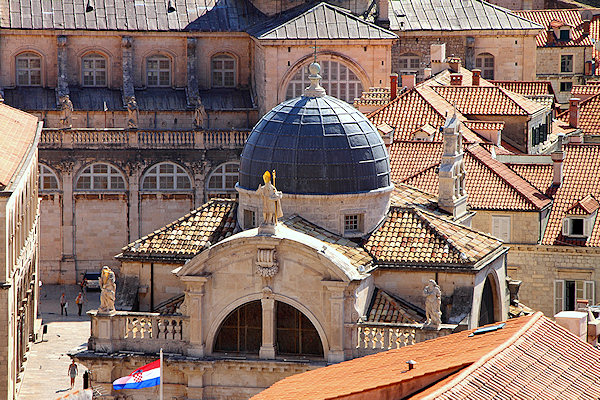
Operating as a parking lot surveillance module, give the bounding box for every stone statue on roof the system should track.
[256,170,283,235]
[126,96,138,129]
[193,97,208,129]
[59,95,73,129]
[98,266,116,314]
[424,279,442,327]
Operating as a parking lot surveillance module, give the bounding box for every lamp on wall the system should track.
[167,0,176,13]
[86,0,94,12]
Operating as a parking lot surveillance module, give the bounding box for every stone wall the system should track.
[508,245,600,317]
[120,261,185,311]
[536,46,591,106]
[472,211,543,245]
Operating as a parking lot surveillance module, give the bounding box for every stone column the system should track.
[57,36,69,97]
[59,161,76,283]
[183,276,210,357]
[122,37,135,99]
[259,288,276,359]
[323,281,347,363]
[187,38,200,105]
[127,162,140,241]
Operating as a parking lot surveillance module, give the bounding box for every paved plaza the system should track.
[18,284,99,400]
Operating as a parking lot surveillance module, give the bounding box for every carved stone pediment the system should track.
[255,247,278,278]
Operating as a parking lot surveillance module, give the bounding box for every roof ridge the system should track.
[498,86,546,114]
[467,143,550,210]
[419,312,545,400]
[366,87,412,120]
[557,91,600,120]
[400,162,440,184]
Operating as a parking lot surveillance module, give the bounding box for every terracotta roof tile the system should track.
[491,80,555,97]
[463,120,504,132]
[426,68,495,88]
[354,87,391,107]
[282,216,373,270]
[363,206,502,268]
[254,313,600,400]
[366,288,425,324]
[557,93,600,136]
[514,10,594,47]
[118,199,237,261]
[572,84,600,97]
[592,15,600,75]
[542,144,600,247]
[507,163,554,194]
[566,194,600,215]
[390,183,438,209]
[0,103,39,189]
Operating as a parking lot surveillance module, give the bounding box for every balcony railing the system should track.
[39,129,250,150]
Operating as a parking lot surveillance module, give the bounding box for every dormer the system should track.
[412,123,436,142]
[562,195,599,239]
[550,20,572,42]
[377,122,395,145]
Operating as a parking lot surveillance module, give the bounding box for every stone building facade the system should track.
[0,104,42,399]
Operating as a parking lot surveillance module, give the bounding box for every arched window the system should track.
[141,162,191,191]
[475,53,495,80]
[214,301,262,354]
[206,162,238,198]
[75,163,126,190]
[16,52,41,86]
[211,54,236,88]
[39,164,59,191]
[146,55,171,87]
[276,301,323,356]
[82,53,107,87]
[478,277,497,326]
[398,53,420,74]
[285,60,363,103]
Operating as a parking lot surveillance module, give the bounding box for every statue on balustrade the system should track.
[126,96,138,129]
[59,95,73,129]
[423,279,442,327]
[98,266,116,314]
[193,97,208,129]
[256,170,283,235]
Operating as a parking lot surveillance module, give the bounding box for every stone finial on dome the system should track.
[304,62,326,98]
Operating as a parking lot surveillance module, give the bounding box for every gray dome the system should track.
[239,95,391,195]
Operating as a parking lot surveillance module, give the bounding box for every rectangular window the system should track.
[571,218,585,236]
[561,55,573,73]
[555,279,595,313]
[243,209,256,230]
[491,215,511,242]
[560,81,573,92]
[559,29,570,41]
[344,214,360,233]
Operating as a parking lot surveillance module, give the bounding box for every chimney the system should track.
[448,57,461,73]
[390,73,398,100]
[569,97,580,128]
[551,134,564,185]
[583,20,591,35]
[424,68,432,79]
[555,311,588,342]
[401,74,416,91]
[547,28,555,46]
[472,69,481,86]
[450,73,462,86]
[430,43,447,75]
[376,0,389,27]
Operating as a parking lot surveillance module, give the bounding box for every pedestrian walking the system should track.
[80,278,87,293]
[60,292,66,316]
[68,360,78,389]
[75,293,83,316]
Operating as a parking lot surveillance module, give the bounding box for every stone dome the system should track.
[238,95,391,195]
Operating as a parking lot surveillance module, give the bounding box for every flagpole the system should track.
[160,348,164,400]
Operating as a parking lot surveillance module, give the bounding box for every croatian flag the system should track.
[113,359,160,390]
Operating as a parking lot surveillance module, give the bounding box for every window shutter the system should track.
[562,219,569,236]
[585,281,595,306]
[492,216,511,242]
[584,217,591,237]
[554,280,565,314]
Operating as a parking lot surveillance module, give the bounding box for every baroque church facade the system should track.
[73,64,509,399]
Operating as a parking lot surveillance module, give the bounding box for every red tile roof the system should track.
[389,142,551,211]
[592,15,600,75]
[566,194,600,215]
[431,86,545,116]
[363,206,503,268]
[353,87,391,107]
[491,80,555,97]
[542,144,600,246]
[507,163,554,194]
[117,199,237,261]
[463,120,504,132]
[0,103,39,189]
[253,313,600,400]
[514,10,594,47]
[366,288,424,324]
[572,84,600,97]
[557,93,600,136]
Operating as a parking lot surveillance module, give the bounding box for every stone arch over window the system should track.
[211,53,236,88]
[16,51,42,87]
[475,53,495,80]
[39,164,59,191]
[214,300,262,354]
[75,163,126,190]
[276,301,323,357]
[206,162,238,199]
[478,272,501,326]
[284,57,365,103]
[141,162,192,191]
[81,52,108,87]
[146,54,172,87]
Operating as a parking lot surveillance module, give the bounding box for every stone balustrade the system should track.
[89,311,189,354]
[355,322,456,357]
[39,129,250,149]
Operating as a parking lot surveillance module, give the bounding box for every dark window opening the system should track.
[276,302,323,357]
[478,278,496,326]
[560,82,573,92]
[565,280,576,311]
[559,29,570,41]
[214,300,262,354]
[571,218,584,236]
